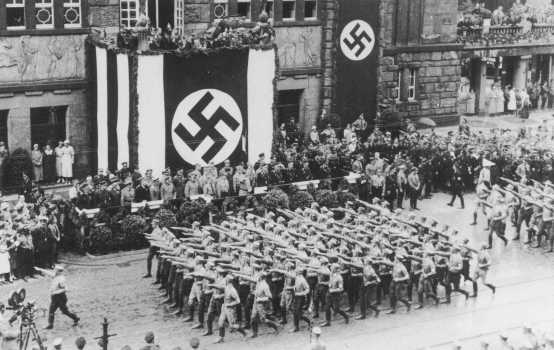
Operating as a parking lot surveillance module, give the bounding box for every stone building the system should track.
[90,0,326,135]
[0,0,91,175]
[376,0,462,127]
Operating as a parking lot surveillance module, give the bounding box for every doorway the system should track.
[148,0,174,30]
[30,106,67,148]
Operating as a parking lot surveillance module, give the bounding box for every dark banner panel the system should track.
[336,0,380,125]
[163,48,249,169]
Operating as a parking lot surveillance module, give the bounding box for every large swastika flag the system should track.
[336,0,379,124]
[135,48,275,173]
[164,48,248,169]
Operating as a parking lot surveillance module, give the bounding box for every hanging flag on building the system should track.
[91,44,276,175]
[336,0,379,124]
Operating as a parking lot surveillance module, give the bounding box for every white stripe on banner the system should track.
[247,49,275,165]
[116,54,130,168]
[95,47,109,171]
[137,55,165,178]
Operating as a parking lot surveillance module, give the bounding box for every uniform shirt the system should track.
[223,283,241,307]
[254,279,272,303]
[448,253,463,273]
[362,265,379,286]
[294,275,310,296]
[392,262,409,282]
[50,275,67,295]
[477,251,491,270]
[329,272,343,293]
[422,257,436,277]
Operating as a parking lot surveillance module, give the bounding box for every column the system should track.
[7,107,31,152]
[475,59,487,115]
[513,55,531,91]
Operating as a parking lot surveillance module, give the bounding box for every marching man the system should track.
[35,265,80,330]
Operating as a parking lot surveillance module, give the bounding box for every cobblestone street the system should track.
[2,192,554,350]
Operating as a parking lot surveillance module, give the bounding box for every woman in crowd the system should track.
[32,144,43,183]
[43,144,57,183]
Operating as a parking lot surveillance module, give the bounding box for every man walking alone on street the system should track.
[35,265,80,330]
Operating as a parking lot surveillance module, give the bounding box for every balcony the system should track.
[457,23,554,48]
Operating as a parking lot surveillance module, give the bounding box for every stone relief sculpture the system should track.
[0,35,86,83]
[276,27,321,69]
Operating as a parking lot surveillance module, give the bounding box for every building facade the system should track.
[0,0,92,176]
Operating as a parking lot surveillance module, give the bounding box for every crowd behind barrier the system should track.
[2,117,554,281]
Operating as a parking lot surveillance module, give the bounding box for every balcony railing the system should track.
[457,23,554,47]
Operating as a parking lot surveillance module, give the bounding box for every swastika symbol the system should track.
[340,20,375,61]
[171,89,243,166]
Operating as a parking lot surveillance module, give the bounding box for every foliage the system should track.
[2,148,33,189]
[88,224,114,254]
[120,214,149,249]
[289,190,314,210]
[336,190,358,207]
[154,208,178,228]
[314,189,339,209]
[263,188,290,211]
[177,199,210,226]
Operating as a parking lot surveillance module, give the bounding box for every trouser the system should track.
[146,246,158,275]
[408,189,418,209]
[359,284,379,318]
[314,284,328,317]
[270,278,284,315]
[461,260,473,284]
[446,271,469,301]
[449,190,465,208]
[435,267,448,295]
[280,289,294,323]
[376,274,391,304]
[408,273,420,301]
[397,188,405,208]
[489,220,508,247]
[48,293,78,327]
[325,292,348,324]
[516,208,532,237]
[292,295,311,330]
[390,281,410,310]
[245,293,254,326]
[178,278,193,311]
[237,284,250,326]
[206,297,223,333]
[251,301,278,336]
[417,276,438,304]
[348,275,362,311]
[306,275,318,311]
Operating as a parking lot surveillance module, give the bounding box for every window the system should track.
[282,0,295,20]
[395,70,402,102]
[6,0,26,30]
[237,0,251,20]
[0,111,8,147]
[174,0,184,35]
[264,0,274,18]
[63,0,81,27]
[276,89,303,126]
[120,0,138,28]
[408,68,417,101]
[35,0,54,28]
[213,0,228,20]
[304,0,317,19]
[30,106,67,149]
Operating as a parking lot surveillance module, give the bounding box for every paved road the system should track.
[1,193,553,350]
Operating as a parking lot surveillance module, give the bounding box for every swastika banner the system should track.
[163,48,249,170]
[91,44,276,176]
[336,0,379,124]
